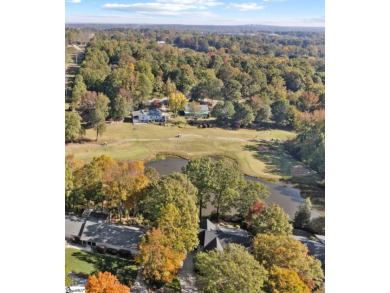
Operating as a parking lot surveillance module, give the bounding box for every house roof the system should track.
[65,215,144,251]
[184,104,209,113]
[198,220,251,251]
[204,236,223,252]
[65,215,85,238]
[199,219,216,231]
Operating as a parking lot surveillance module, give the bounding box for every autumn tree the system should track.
[85,271,130,293]
[139,173,199,252]
[194,244,268,293]
[168,92,188,117]
[253,234,324,290]
[136,228,184,283]
[236,181,269,218]
[245,201,267,223]
[297,91,320,112]
[164,77,176,96]
[248,203,293,236]
[182,157,214,218]
[266,267,310,293]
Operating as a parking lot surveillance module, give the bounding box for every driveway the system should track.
[131,269,148,293]
[178,251,201,293]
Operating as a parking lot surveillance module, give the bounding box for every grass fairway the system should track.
[65,248,138,287]
[66,122,320,183]
[81,122,295,143]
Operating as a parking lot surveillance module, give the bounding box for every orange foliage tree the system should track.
[85,271,130,293]
[136,228,184,283]
[266,267,310,293]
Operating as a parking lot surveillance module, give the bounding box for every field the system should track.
[66,122,320,183]
[65,248,138,287]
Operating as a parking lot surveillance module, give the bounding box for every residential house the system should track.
[197,219,251,252]
[65,211,144,255]
[184,103,209,118]
[132,108,170,124]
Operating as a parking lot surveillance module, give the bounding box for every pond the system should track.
[145,157,324,220]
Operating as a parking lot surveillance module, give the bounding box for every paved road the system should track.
[292,229,325,272]
[178,252,201,293]
[131,269,148,293]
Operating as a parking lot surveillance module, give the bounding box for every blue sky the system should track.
[66,0,324,27]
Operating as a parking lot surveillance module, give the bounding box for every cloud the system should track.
[67,0,81,3]
[103,3,196,12]
[228,3,264,11]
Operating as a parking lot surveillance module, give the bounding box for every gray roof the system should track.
[198,220,251,251]
[184,104,209,113]
[65,215,145,252]
[65,215,85,238]
[199,219,216,231]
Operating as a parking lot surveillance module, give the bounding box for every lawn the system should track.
[81,122,295,143]
[66,122,320,184]
[65,248,138,287]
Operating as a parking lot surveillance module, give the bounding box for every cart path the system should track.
[65,134,276,150]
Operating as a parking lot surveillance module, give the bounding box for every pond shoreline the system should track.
[143,152,324,187]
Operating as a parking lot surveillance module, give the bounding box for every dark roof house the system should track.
[198,219,250,252]
[65,211,144,254]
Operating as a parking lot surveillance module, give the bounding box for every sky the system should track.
[65,0,324,27]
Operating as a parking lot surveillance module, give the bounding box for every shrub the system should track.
[107,248,118,255]
[97,245,107,254]
[119,249,132,259]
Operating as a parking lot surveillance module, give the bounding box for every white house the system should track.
[132,108,170,124]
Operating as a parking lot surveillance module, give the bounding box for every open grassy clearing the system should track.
[81,122,295,143]
[65,248,138,287]
[66,123,319,183]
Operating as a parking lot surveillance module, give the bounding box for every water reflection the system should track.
[145,157,324,219]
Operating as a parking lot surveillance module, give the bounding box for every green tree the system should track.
[79,49,110,91]
[222,79,242,101]
[212,158,243,221]
[90,93,109,141]
[65,112,85,142]
[233,103,255,127]
[90,108,106,142]
[253,234,324,290]
[249,203,293,236]
[139,173,198,229]
[211,101,235,124]
[182,157,215,218]
[110,93,131,121]
[236,181,269,218]
[194,243,268,293]
[272,99,290,125]
[71,75,87,109]
[294,198,312,229]
[176,64,196,94]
